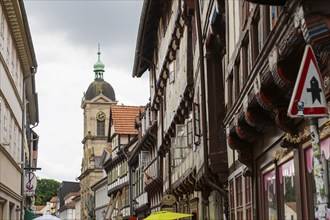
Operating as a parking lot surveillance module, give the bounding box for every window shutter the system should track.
[193,103,201,147]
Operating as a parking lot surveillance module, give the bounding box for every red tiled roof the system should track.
[65,201,76,208]
[64,192,79,201]
[111,105,143,135]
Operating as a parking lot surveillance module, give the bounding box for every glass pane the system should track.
[264,169,277,220]
[279,159,297,220]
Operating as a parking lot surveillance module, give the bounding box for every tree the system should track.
[35,178,60,205]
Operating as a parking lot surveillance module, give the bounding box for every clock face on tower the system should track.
[96,111,106,121]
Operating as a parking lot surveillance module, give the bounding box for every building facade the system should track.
[58,192,79,220]
[103,105,141,220]
[132,0,228,219]
[79,49,117,220]
[91,176,108,220]
[0,0,39,219]
[224,0,330,219]
[128,104,157,219]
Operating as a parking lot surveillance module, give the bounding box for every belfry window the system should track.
[97,120,105,136]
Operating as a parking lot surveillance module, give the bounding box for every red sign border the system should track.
[288,45,328,118]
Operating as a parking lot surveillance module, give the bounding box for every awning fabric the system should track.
[24,210,37,220]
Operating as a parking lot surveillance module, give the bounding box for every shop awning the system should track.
[24,210,37,220]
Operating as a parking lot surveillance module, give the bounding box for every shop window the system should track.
[279,159,297,220]
[264,169,277,220]
[263,158,298,220]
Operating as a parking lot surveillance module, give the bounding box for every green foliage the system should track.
[35,178,60,205]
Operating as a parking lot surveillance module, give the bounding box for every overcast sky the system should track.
[24,0,149,182]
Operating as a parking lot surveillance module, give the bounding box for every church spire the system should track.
[93,43,105,80]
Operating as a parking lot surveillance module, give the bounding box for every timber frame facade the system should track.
[224,0,330,219]
[132,0,228,219]
[132,0,330,220]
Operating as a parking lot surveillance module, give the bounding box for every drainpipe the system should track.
[20,80,26,220]
[194,0,228,218]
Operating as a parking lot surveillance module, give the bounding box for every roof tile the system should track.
[111,105,143,134]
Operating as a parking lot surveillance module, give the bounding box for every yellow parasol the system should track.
[143,211,193,220]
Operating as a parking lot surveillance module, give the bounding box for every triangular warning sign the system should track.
[288,45,328,118]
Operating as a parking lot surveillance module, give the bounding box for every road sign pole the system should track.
[310,118,328,219]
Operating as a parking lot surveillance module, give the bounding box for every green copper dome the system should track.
[93,51,105,73]
[84,45,116,101]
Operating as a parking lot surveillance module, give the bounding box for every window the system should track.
[270,6,278,30]
[125,187,129,206]
[169,61,175,84]
[228,72,234,109]
[257,18,264,52]
[234,58,241,99]
[279,159,297,220]
[262,158,298,220]
[245,176,252,220]
[236,175,243,219]
[250,12,261,65]
[161,0,173,37]
[0,11,4,46]
[97,120,105,136]
[241,36,249,84]
[187,118,193,147]
[241,0,250,29]
[112,167,118,182]
[4,108,8,141]
[192,102,200,148]
[264,169,277,220]
[229,180,235,219]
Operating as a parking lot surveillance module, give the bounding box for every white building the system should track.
[58,192,79,220]
[91,176,108,220]
[0,0,39,219]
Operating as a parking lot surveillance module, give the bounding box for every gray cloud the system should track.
[24,0,149,182]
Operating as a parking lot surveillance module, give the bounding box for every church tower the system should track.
[78,47,117,220]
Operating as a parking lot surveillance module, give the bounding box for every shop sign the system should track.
[161,194,176,206]
[24,171,37,196]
